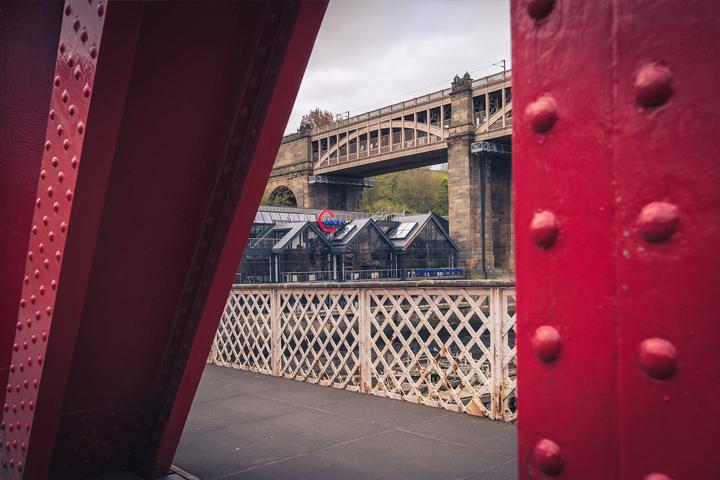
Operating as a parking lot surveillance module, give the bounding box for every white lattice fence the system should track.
[277,290,362,391]
[209,284,517,421]
[211,290,273,374]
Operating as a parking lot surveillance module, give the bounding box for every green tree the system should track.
[362,168,448,216]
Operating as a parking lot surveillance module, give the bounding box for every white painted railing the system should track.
[209,281,517,422]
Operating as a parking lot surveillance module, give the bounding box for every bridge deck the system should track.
[173,365,517,480]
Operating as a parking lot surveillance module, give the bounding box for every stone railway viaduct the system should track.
[264,70,513,277]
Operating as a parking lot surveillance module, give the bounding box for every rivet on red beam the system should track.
[639,338,678,380]
[634,63,673,108]
[532,438,564,476]
[525,95,558,133]
[532,325,562,362]
[527,0,555,20]
[636,201,679,243]
[530,210,560,248]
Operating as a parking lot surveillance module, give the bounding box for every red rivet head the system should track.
[527,0,555,19]
[64,4,71,15]
[637,202,679,243]
[90,46,98,59]
[525,96,558,133]
[532,325,562,362]
[20,299,26,308]
[80,30,88,43]
[83,84,91,97]
[645,473,673,480]
[52,156,59,167]
[72,18,80,31]
[77,122,84,134]
[639,338,677,380]
[69,104,76,116]
[532,438,564,475]
[97,3,105,16]
[634,63,673,108]
[44,140,52,151]
[530,210,559,248]
[66,189,73,201]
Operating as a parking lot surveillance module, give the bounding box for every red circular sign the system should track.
[317,209,337,233]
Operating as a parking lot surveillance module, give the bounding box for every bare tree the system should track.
[298,108,335,132]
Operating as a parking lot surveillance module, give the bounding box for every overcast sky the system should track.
[285,0,511,134]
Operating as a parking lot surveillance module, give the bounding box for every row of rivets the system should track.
[2,0,104,473]
[524,1,678,477]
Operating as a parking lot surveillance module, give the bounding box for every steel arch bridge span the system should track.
[311,73,513,177]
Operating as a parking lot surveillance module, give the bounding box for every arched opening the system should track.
[266,185,297,207]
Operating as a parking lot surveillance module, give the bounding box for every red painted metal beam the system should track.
[513,0,720,478]
[0,2,63,415]
[0,1,326,478]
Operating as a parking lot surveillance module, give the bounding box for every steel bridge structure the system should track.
[310,72,512,177]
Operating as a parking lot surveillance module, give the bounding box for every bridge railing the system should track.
[308,70,512,138]
[209,281,517,421]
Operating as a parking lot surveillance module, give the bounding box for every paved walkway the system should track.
[174,365,517,480]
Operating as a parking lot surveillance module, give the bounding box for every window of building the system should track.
[389,222,416,239]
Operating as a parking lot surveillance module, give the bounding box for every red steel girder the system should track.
[0,2,63,417]
[0,1,326,478]
[513,0,720,479]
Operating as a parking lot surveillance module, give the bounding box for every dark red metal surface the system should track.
[513,0,720,478]
[0,1,326,478]
[0,2,63,416]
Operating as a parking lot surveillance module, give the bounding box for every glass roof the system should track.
[389,222,416,239]
[334,223,356,240]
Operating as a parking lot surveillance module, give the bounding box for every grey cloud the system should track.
[285,0,511,134]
